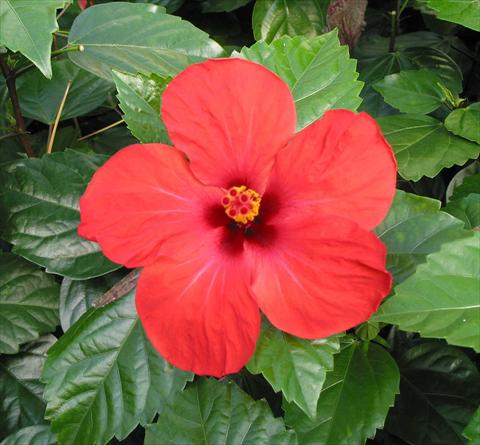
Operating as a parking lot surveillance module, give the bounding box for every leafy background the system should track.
[0,0,479,444]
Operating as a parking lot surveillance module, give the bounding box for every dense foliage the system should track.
[0,1,479,444]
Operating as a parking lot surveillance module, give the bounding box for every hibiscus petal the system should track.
[267,109,397,230]
[162,58,296,191]
[78,144,222,268]
[246,214,391,339]
[136,240,260,377]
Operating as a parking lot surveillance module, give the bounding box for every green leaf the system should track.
[445,194,480,230]
[59,271,124,331]
[373,69,447,114]
[238,31,363,130]
[42,290,192,445]
[373,233,480,351]
[0,335,56,439]
[0,253,59,354]
[464,408,480,444]
[246,323,341,419]
[201,0,251,12]
[284,341,399,445]
[424,0,480,31]
[0,425,56,445]
[0,150,121,279]
[68,2,223,80]
[252,0,330,43]
[112,71,170,144]
[385,340,480,445]
[0,0,67,78]
[377,114,480,181]
[445,103,480,144]
[16,59,113,125]
[145,378,297,445]
[375,190,470,283]
[446,162,480,201]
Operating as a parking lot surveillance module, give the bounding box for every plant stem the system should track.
[0,54,34,157]
[47,80,72,154]
[94,270,140,308]
[77,119,124,142]
[389,0,401,52]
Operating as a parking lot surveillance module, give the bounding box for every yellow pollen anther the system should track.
[222,186,261,224]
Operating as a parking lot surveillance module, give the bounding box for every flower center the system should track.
[221,186,261,224]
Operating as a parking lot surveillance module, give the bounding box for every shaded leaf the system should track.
[16,59,113,125]
[375,190,469,283]
[0,425,56,445]
[378,114,480,181]
[68,2,223,79]
[445,103,480,144]
[284,341,400,445]
[238,31,363,130]
[0,335,56,439]
[145,378,297,445]
[373,233,480,351]
[0,150,121,279]
[246,323,341,419]
[201,0,251,12]
[112,71,170,144]
[0,253,59,354]
[444,194,480,230]
[42,290,192,445]
[0,0,67,78]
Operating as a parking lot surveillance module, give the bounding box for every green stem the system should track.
[389,0,401,52]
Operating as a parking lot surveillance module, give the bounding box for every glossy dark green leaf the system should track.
[42,290,192,445]
[375,190,469,283]
[0,335,56,439]
[16,59,113,125]
[59,271,124,331]
[424,0,480,31]
[373,69,446,114]
[0,253,59,354]
[0,425,56,445]
[284,341,399,445]
[68,3,223,80]
[112,71,170,144]
[145,378,297,445]
[238,31,363,130]
[378,114,480,181]
[0,0,67,78]
[246,323,341,419]
[252,0,330,43]
[0,150,121,279]
[464,407,480,444]
[385,340,480,445]
[445,194,480,230]
[445,103,480,144]
[373,233,480,351]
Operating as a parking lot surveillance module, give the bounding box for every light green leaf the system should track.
[68,2,223,80]
[0,335,56,439]
[375,190,470,283]
[16,59,113,125]
[0,253,59,354]
[464,407,480,444]
[42,290,192,445]
[252,0,330,43]
[59,271,124,331]
[373,233,480,351]
[445,103,480,144]
[284,341,399,445]
[424,0,480,31]
[0,150,121,279]
[246,323,341,419]
[238,31,363,130]
[145,378,297,445]
[385,340,480,445]
[445,193,480,230]
[0,0,67,78]
[373,69,447,114]
[377,114,480,181]
[0,425,56,445]
[112,71,170,144]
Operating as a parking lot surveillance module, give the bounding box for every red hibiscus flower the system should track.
[78,59,396,377]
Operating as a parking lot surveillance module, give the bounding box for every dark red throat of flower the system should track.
[221,186,261,224]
